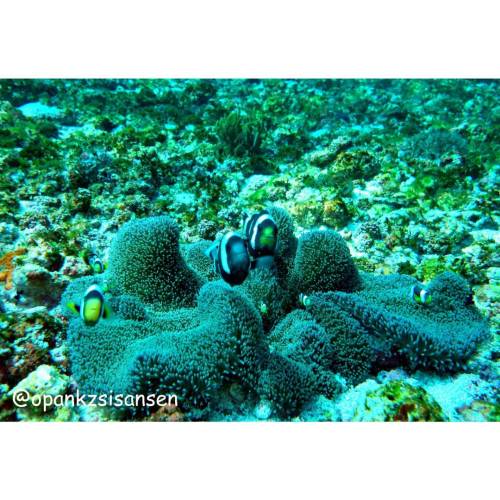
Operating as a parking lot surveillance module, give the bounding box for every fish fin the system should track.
[204,241,219,260]
[102,303,112,319]
[67,302,80,315]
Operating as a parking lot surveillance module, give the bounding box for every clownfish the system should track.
[242,210,278,260]
[299,293,311,308]
[411,285,432,305]
[67,284,111,326]
[205,232,251,286]
[89,254,106,274]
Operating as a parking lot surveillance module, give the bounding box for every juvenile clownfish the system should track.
[299,293,311,308]
[411,285,432,305]
[259,301,268,315]
[204,232,251,286]
[89,255,106,274]
[242,209,278,260]
[67,284,111,326]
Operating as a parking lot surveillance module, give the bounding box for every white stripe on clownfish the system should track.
[250,213,271,250]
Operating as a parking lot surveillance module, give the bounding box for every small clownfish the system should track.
[67,284,111,326]
[299,293,311,308]
[242,210,278,260]
[89,255,106,274]
[411,285,432,305]
[259,301,268,316]
[204,232,251,286]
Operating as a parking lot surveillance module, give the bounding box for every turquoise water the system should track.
[0,79,498,421]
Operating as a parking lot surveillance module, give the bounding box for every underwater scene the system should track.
[0,79,498,422]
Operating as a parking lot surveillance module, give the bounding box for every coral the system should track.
[327,148,381,185]
[404,128,468,162]
[0,307,66,388]
[145,403,186,422]
[289,228,360,295]
[322,197,353,228]
[319,272,490,373]
[68,187,92,213]
[360,381,446,422]
[458,400,500,422]
[13,263,69,307]
[197,219,218,240]
[417,256,448,282]
[66,281,266,416]
[0,384,15,420]
[107,216,203,310]
[9,364,76,421]
[0,247,26,290]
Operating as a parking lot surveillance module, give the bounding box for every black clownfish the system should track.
[243,210,278,259]
[205,232,251,286]
[411,285,432,305]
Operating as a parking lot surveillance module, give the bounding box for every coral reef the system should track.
[0,79,497,421]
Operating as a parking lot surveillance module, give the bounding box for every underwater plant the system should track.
[215,110,267,158]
